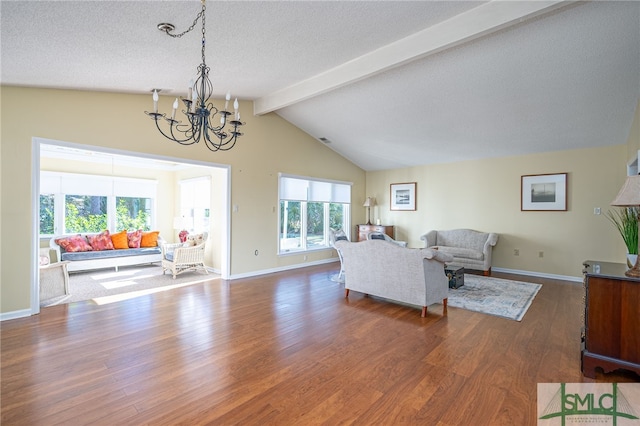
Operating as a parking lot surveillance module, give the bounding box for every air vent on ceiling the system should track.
[318,137,331,144]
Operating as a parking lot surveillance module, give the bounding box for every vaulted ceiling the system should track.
[2,1,639,171]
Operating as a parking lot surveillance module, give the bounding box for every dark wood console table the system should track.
[356,224,394,242]
[581,260,640,378]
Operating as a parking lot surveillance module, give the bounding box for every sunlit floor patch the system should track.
[90,277,220,305]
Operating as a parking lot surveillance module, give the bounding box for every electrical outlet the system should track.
[513,249,519,256]
[539,251,544,258]
[594,207,601,215]
[303,255,308,261]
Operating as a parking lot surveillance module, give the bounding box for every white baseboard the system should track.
[1,308,34,322]
[492,267,582,283]
[229,258,339,280]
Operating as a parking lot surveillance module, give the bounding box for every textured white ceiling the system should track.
[2,1,639,171]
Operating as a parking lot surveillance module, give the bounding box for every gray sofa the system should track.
[335,239,453,317]
[50,234,164,273]
[420,229,498,275]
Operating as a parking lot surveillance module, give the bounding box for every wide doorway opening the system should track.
[33,138,230,310]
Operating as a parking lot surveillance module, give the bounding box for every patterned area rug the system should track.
[447,275,542,321]
[41,264,218,307]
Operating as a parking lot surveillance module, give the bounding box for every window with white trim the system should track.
[278,174,351,254]
[39,171,157,236]
[179,176,211,233]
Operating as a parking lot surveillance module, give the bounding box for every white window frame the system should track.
[39,171,157,236]
[278,173,351,255]
[178,176,211,233]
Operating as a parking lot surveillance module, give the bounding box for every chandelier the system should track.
[145,0,244,152]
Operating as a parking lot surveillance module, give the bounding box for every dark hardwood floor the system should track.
[1,263,637,425]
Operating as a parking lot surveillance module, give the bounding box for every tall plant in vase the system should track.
[606,206,639,267]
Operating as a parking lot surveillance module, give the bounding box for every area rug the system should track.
[41,264,219,307]
[447,275,542,321]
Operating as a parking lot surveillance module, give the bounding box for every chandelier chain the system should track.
[163,4,205,39]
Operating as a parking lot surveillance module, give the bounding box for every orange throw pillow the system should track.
[111,230,129,249]
[140,231,160,248]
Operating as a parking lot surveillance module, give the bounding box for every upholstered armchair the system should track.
[162,232,209,279]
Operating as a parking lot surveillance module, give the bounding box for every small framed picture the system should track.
[521,173,567,211]
[390,182,417,211]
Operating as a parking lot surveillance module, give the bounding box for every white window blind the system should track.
[40,171,157,197]
[279,175,351,203]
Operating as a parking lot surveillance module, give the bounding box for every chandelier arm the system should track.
[203,127,239,152]
[168,121,199,146]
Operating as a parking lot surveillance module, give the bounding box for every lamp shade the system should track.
[611,175,640,206]
[363,197,376,207]
[173,216,186,230]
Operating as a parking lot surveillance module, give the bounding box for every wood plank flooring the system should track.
[1,263,637,425]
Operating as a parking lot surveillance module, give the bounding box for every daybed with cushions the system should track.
[335,239,453,317]
[50,230,164,273]
[420,228,498,275]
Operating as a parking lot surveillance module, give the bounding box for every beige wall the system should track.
[627,99,640,162]
[367,144,629,278]
[1,86,365,314]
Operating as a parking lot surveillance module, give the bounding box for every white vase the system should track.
[627,254,638,269]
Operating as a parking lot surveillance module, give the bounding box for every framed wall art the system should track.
[521,173,567,211]
[390,182,417,211]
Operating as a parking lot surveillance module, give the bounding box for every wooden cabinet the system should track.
[581,260,640,378]
[357,224,394,242]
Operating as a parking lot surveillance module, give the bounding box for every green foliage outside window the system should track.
[116,197,151,231]
[39,194,55,234]
[65,200,107,233]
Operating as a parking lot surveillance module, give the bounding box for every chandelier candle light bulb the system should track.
[153,90,159,113]
[171,98,179,120]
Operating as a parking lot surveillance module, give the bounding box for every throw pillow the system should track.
[87,230,114,251]
[127,229,143,248]
[111,230,129,249]
[55,235,93,253]
[186,233,205,246]
[140,231,160,248]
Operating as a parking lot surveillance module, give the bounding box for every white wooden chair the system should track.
[39,248,71,304]
[329,229,349,283]
[161,232,209,279]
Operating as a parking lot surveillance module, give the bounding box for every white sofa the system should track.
[420,229,498,275]
[334,239,453,317]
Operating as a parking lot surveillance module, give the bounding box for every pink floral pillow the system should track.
[127,229,142,248]
[87,230,114,251]
[55,235,93,253]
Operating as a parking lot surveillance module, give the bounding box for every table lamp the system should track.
[363,197,376,225]
[173,216,189,243]
[611,175,640,277]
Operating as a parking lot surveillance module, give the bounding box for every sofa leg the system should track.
[421,306,427,317]
[345,289,349,298]
[443,298,448,315]
[483,269,491,276]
